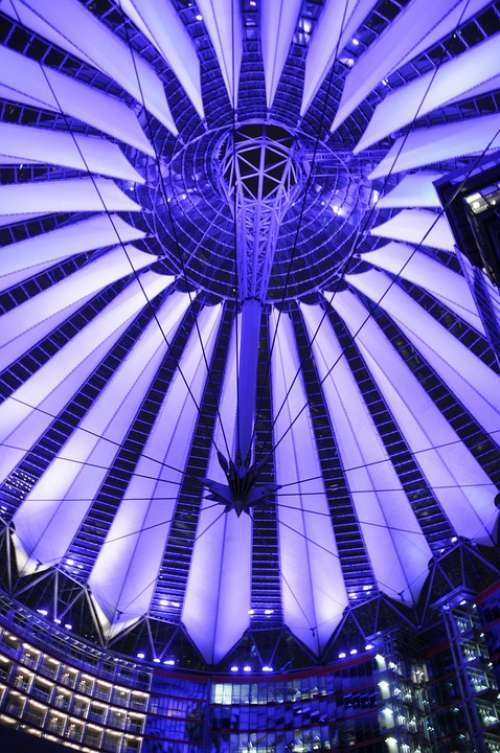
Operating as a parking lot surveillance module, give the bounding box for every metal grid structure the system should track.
[0,0,498,677]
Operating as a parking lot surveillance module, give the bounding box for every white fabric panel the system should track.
[403,327,500,431]
[371,209,455,252]
[12,295,189,575]
[0,122,145,183]
[0,295,98,377]
[331,0,481,131]
[270,310,347,654]
[196,0,242,107]
[0,214,146,292]
[377,173,442,209]
[0,44,154,155]
[119,0,203,118]
[89,303,222,637]
[301,0,377,115]
[301,303,431,603]
[369,113,500,178]
[0,272,172,488]
[0,212,49,226]
[332,290,497,543]
[389,0,493,73]
[347,269,500,435]
[0,244,155,370]
[0,156,39,165]
[184,316,251,662]
[0,82,47,111]
[362,242,484,332]
[1,1,95,64]
[261,0,302,107]
[356,36,500,151]
[2,0,176,133]
[446,73,500,106]
[0,178,141,218]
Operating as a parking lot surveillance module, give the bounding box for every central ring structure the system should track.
[136,120,378,302]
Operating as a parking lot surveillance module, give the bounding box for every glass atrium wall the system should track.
[0,585,499,753]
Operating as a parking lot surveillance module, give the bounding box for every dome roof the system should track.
[0,0,498,668]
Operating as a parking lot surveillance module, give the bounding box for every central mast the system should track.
[206,124,300,514]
